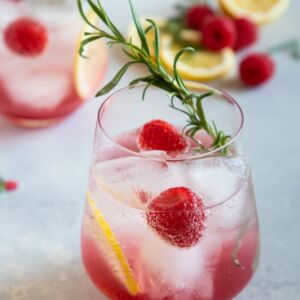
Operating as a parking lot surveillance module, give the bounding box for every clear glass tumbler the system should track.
[0,0,106,127]
[81,84,260,300]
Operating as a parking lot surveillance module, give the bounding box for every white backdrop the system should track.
[0,1,300,299]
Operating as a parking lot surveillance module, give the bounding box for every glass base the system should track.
[6,115,62,128]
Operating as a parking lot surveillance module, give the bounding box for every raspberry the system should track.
[185,4,215,31]
[234,18,258,51]
[4,18,48,56]
[240,53,275,86]
[147,187,206,248]
[138,119,187,153]
[202,16,236,51]
[4,181,18,191]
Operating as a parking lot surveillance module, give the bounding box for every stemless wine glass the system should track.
[0,0,106,127]
[81,83,260,300]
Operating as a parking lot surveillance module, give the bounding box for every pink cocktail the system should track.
[81,84,260,300]
[0,0,106,127]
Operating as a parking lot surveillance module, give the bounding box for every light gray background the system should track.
[0,0,299,299]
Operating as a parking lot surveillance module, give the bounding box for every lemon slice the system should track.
[74,12,108,100]
[219,0,289,24]
[161,35,235,81]
[86,191,139,295]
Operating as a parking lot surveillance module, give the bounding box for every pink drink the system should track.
[0,0,106,127]
[81,85,260,300]
[82,129,260,300]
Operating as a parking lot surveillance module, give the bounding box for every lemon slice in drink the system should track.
[86,191,139,295]
[161,35,235,81]
[219,0,289,25]
[74,12,108,100]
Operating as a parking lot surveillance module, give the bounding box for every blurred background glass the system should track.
[0,0,106,127]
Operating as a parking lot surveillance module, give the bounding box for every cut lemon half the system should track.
[74,12,108,100]
[161,35,235,81]
[219,0,289,25]
[86,191,139,295]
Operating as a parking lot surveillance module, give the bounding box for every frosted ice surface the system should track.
[92,156,183,209]
[187,157,251,229]
[5,70,70,110]
[139,230,214,299]
[182,156,248,207]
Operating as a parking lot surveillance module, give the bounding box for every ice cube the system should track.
[206,175,254,230]
[92,156,182,209]
[138,228,216,299]
[184,156,252,230]
[182,156,249,207]
[5,70,70,110]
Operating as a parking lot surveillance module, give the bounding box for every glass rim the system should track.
[97,83,244,162]
[0,0,79,31]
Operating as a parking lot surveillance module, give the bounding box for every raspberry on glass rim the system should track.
[138,119,187,153]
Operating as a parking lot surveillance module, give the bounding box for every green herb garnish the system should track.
[77,0,230,153]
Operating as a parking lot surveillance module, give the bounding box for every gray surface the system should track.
[0,1,300,299]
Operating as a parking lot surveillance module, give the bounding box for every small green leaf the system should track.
[145,19,161,63]
[129,75,155,86]
[96,62,140,96]
[128,0,150,55]
[77,0,99,31]
[87,0,125,41]
[79,35,101,58]
[142,79,157,101]
[173,47,195,93]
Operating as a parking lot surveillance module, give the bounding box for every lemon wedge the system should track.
[74,12,108,100]
[86,191,139,295]
[160,35,235,81]
[219,0,289,24]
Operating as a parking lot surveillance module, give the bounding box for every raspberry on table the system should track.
[202,16,237,51]
[185,4,215,31]
[234,18,258,51]
[240,53,275,86]
[147,187,207,248]
[4,18,48,56]
[4,181,18,191]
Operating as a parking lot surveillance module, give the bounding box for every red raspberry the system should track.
[147,187,206,248]
[138,119,187,153]
[240,53,275,86]
[4,18,48,56]
[185,4,215,31]
[234,18,258,51]
[4,181,18,191]
[202,16,236,51]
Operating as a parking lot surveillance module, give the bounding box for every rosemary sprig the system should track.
[77,0,230,153]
